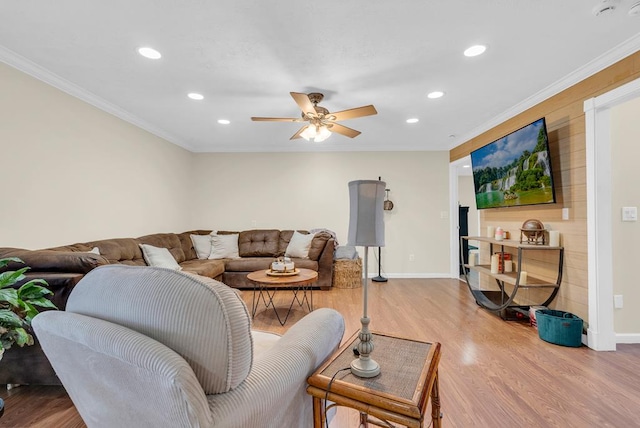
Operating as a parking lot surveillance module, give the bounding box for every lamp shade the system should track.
[347,180,386,247]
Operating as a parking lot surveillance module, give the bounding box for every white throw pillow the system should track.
[285,231,315,259]
[87,247,100,255]
[209,234,240,259]
[139,244,182,270]
[190,234,212,259]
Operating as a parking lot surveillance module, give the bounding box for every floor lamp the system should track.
[373,178,392,283]
[347,179,386,378]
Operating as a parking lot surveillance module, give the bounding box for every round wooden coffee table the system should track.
[247,268,318,326]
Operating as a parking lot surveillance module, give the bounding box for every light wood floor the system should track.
[2,278,639,427]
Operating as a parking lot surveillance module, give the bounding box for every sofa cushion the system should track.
[180,259,225,278]
[66,265,253,395]
[308,231,332,261]
[190,234,212,259]
[278,230,331,261]
[139,244,182,270]
[209,234,240,259]
[137,233,186,263]
[224,257,272,272]
[285,231,314,259]
[82,238,143,265]
[238,230,279,257]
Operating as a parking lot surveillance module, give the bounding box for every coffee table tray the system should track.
[265,268,300,277]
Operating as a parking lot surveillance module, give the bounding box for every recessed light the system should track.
[427,91,444,99]
[406,118,419,124]
[218,119,230,125]
[137,47,162,59]
[188,93,204,100]
[464,45,487,57]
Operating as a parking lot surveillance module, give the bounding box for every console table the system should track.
[307,331,442,428]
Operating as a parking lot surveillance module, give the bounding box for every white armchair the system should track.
[33,265,345,428]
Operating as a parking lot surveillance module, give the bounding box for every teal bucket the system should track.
[536,310,583,347]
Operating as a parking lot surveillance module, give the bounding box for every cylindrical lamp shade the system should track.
[347,180,386,247]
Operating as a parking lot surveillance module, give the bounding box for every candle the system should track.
[487,226,495,238]
[495,227,504,241]
[504,261,513,273]
[549,230,560,247]
[491,254,499,274]
[519,271,528,285]
[469,252,476,266]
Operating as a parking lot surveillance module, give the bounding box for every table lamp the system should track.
[347,179,385,378]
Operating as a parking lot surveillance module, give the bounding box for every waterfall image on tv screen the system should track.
[471,118,556,210]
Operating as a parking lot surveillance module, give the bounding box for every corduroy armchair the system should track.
[33,265,344,428]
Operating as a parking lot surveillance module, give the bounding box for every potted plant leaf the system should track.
[0,257,57,360]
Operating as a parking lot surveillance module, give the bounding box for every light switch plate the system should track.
[622,207,637,222]
[562,208,569,220]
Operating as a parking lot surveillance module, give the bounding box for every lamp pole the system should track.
[372,177,388,283]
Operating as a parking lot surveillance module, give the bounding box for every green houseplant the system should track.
[0,257,57,359]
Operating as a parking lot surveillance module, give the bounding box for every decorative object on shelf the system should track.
[548,230,561,247]
[519,219,546,244]
[490,254,499,274]
[347,179,385,378]
[487,226,495,238]
[519,271,528,285]
[494,227,504,241]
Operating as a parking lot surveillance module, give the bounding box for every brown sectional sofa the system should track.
[0,228,335,385]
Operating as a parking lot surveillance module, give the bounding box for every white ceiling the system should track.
[1,1,639,153]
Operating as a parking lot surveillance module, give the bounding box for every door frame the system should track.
[584,76,640,350]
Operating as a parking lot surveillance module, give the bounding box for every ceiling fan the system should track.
[251,92,377,142]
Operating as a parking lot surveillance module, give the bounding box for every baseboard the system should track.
[616,333,640,344]
[375,273,451,279]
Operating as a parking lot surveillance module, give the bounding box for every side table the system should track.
[307,331,442,428]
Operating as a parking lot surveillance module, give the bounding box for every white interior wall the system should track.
[610,96,640,334]
[0,63,195,248]
[191,152,451,276]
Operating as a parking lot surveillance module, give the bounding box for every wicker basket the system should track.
[332,258,362,289]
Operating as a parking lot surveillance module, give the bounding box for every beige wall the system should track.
[191,152,451,276]
[0,63,195,249]
[0,62,452,276]
[611,96,640,334]
[450,51,640,322]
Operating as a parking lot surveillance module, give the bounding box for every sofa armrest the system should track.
[0,248,108,274]
[207,308,345,427]
[316,238,335,290]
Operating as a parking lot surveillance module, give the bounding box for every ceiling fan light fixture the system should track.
[301,125,331,142]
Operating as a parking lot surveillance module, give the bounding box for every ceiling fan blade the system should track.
[327,105,377,121]
[251,117,301,122]
[328,123,361,138]
[290,92,317,117]
[290,125,309,140]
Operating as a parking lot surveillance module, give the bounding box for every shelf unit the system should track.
[460,236,564,320]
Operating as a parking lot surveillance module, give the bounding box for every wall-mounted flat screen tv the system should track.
[471,117,556,210]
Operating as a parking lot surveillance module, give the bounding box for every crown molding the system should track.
[448,33,640,151]
[0,45,194,152]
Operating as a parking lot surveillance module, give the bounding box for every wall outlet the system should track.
[409,254,415,262]
[614,294,623,309]
[440,211,448,219]
[251,220,257,227]
[622,207,638,222]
